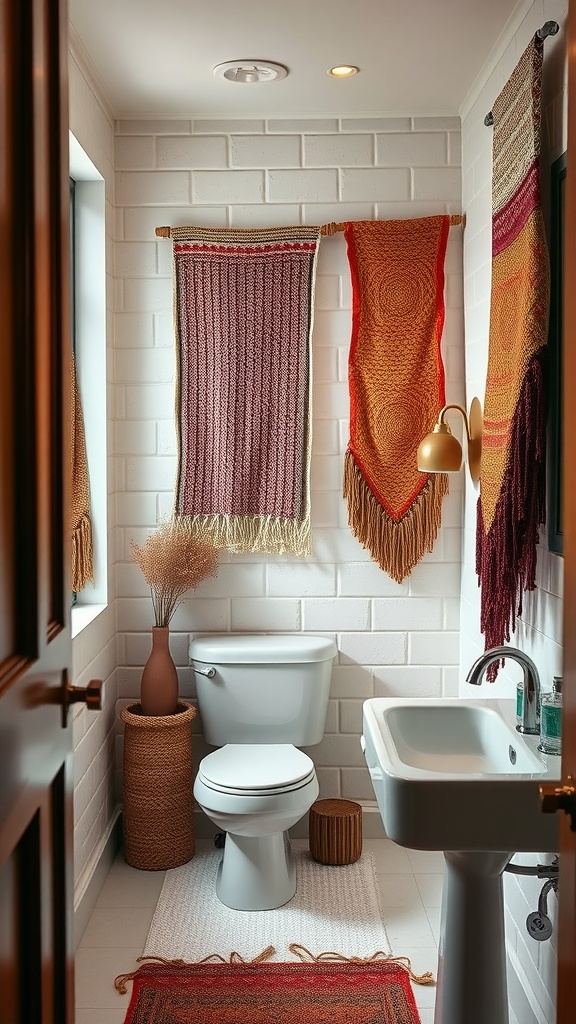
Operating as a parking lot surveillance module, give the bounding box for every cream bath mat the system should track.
[143,840,391,963]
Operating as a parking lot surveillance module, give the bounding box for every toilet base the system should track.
[216,830,296,911]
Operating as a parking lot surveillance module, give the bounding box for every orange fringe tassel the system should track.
[288,943,436,987]
[114,942,436,995]
[343,450,448,583]
[114,946,277,994]
[72,512,94,594]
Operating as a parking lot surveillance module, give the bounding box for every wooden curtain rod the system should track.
[155,215,464,238]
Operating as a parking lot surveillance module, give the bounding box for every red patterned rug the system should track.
[116,958,422,1023]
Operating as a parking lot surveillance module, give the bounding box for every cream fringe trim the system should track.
[114,947,276,993]
[343,449,448,583]
[289,942,436,986]
[172,513,312,557]
[114,942,436,994]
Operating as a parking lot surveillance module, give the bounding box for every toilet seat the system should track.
[198,743,315,796]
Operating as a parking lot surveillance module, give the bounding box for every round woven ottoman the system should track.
[309,798,362,865]
[121,701,197,870]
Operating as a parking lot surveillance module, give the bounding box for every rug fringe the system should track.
[343,450,448,583]
[114,946,277,994]
[172,512,312,557]
[288,943,436,987]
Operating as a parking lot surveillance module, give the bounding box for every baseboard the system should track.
[292,801,385,840]
[357,803,386,838]
[506,947,552,1024]
[74,808,122,949]
[195,801,386,844]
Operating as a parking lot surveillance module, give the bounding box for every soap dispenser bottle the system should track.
[538,676,562,755]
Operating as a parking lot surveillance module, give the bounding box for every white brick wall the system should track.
[461,2,568,1019]
[71,18,567,1013]
[113,114,464,804]
[69,47,119,909]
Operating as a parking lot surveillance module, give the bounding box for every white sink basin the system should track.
[362,698,561,851]
[384,702,544,775]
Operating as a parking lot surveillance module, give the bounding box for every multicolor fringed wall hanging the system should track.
[170,225,321,555]
[343,216,450,583]
[476,36,550,677]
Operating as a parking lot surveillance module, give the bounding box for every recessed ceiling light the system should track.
[213,61,288,84]
[328,65,359,78]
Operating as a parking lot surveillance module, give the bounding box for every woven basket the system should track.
[309,798,363,865]
[121,701,197,871]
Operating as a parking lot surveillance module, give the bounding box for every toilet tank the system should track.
[189,634,337,746]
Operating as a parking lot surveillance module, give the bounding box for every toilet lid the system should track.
[198,744,315,794]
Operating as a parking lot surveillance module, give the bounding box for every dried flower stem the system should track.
[131,522,219,627]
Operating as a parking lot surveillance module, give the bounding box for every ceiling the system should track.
[68,0,524,120]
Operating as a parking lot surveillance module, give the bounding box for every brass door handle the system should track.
[540,782,576,831]
[66,679,103,710]
[61,670,103,725]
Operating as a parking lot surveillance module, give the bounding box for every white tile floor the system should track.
[75,835,444,1024]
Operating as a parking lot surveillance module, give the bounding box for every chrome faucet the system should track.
[466,646,541,735]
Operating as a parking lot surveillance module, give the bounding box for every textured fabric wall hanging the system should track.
[171,225,321,555]
[343,216,451,583]
[71,354,93,592]
[476,36,550,676]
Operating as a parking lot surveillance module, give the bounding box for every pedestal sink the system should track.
[362,698,561,1024]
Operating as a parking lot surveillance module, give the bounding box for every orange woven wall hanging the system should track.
[343,216,450,583]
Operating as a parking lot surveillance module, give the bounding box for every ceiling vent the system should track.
[213,60,288,84]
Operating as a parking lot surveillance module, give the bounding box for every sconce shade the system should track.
[417,398,482,482]
[417,423,462,473]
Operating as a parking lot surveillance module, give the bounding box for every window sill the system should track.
[71,604,106,639]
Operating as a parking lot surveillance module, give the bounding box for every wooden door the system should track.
[555,0,576,1017]
[0,1,82,1020]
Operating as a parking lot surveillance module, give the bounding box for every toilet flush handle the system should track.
[193,664,216,678]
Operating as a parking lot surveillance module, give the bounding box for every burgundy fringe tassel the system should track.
[476,355,547,680]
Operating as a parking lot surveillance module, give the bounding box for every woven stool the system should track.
[309,798,362,865]
[121,701,196,870]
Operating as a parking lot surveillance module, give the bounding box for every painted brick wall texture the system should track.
[112,115,465,806]
[70,9,565,1014]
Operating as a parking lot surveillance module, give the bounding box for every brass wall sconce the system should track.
[417,397,483,483]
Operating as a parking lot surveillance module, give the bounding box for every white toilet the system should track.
[190,633,336,911]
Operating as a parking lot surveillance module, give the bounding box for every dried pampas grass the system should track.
[131,522,219,627]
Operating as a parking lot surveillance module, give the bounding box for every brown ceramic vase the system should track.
[140,625,179,716]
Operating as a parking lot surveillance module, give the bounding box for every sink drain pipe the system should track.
[504,857,558,878]
[504,858,559,941]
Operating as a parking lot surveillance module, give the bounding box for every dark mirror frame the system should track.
[547,150,566,556]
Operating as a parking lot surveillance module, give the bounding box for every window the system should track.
[69,133,108,636]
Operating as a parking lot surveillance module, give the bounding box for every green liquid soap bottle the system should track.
[516,680,541,730]
[538,676,562,755]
